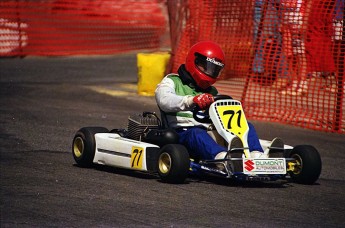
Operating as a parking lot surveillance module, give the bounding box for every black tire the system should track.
[157,144,190,184]
[286,145,322,185]
[72,127,109,167]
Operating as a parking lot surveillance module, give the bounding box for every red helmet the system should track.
[185,41,225,89]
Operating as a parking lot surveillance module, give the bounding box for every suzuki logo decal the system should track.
[244,160,254,171]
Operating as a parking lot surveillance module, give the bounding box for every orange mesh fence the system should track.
[168,0,344,134]
[1,0,344,133]
[0,0,169,56]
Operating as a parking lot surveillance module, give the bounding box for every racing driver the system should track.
[155,41,274,163]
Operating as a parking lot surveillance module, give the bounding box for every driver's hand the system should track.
[193,93,214,109]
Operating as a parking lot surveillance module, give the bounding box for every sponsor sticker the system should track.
[243,158,286,174]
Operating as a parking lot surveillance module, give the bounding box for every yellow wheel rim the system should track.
[73,137,84,158]
[291,154,303,175]
[159,152,171,174]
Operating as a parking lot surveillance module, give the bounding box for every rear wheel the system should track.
[72,127,108,167]
[285,145,322,185]
[158,144,190,184]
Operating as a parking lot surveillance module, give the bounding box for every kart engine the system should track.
[127,112,159,141]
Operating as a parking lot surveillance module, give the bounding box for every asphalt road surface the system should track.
[1,55,345,227]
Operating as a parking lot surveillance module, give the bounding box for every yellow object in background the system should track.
[137,52,170,96]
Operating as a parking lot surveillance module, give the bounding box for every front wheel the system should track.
[286,145,322,185]
[157,144,190,184]
[72,127,109,167]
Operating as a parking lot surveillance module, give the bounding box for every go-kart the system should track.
[72,95,322,184]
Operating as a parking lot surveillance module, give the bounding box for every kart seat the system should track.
[144,128,179,147]
[142,106,179,147]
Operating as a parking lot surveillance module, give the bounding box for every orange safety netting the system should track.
[0,0,169,56]
[1,0,344,134]
[168,0,344,134]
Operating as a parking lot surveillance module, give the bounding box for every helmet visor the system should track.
[194,52,225,78]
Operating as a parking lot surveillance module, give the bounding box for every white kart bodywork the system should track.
[92,99,293,175]
[93,133,159,171]
[73,98,321,184]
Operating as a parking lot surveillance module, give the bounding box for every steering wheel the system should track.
[192,94,233,123]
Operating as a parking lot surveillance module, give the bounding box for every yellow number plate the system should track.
[130,146,143,169]
[215,104,249,138]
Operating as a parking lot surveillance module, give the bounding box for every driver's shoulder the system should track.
[166,74,182,84]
